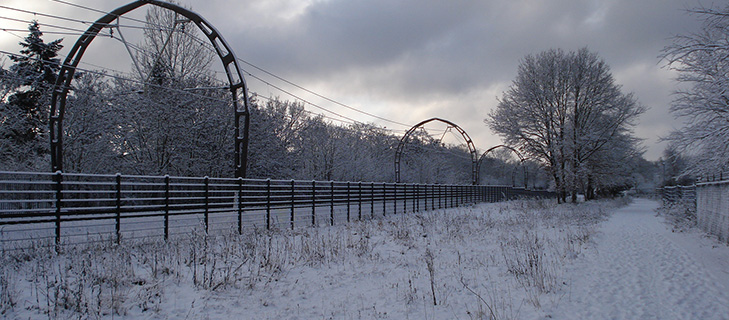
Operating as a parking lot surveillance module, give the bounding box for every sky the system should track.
[0,0,711,161]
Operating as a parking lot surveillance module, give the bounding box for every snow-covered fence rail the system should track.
[695,181,729,243]
[660,182,729,244]
[0,171,555,247]
[660,185,696,208]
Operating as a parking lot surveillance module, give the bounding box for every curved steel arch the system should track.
[477,145,527,188]
[394,118,478,185]
[50,0,251,177]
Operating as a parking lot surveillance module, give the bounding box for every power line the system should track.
[22,0,364,125]
[40,0,415,129]
[4,1,479,156]
[0,49,231,105]
[0,16,112,37]
[236,59,412,128]
[0,5,94,26]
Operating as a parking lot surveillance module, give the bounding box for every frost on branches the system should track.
[486,48,645,203]
[662,5,729,176]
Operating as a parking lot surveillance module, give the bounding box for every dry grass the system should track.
[0,198,621,319]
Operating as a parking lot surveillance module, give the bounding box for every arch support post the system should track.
[394,118,478,185]
[476,145,527,185]
[50,0,250,177]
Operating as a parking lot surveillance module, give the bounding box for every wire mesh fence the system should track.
[0,171,556,248]
[659,181,729,244]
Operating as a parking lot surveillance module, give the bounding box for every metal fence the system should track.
[0,171,555,247]
[659,185,697,209]
[695,181,729,244]
[659,182,729,244]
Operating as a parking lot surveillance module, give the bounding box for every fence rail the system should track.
[0,171,555,247]
[659,182,729,244]
[659,185,697,209]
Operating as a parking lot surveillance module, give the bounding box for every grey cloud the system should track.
[1,0,707,160]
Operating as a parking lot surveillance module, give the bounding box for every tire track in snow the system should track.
[546,198,729,320]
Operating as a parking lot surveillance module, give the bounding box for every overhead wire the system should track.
[0,49,231,105]
[5,1,371,126]
[4,1,479,161]
[0,16,113,37]
[235,58,413,128]
[42,0,415,129]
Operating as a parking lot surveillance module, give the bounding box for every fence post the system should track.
[461,185,464,205]
[238,177,243,234]
[311,180,316,226]
[204,176,209,234]
[346,181,351,222]
[448,185,456,208]
[370,182,375,219]
[421,184,428,211]
[291,180,295,230]
[164,175,170,241]
[116,173,122,244]
[412,184,416,213]
[358,181,362,221]
[266,179,271,231]
[428,184,435,211]
[330,181,335,226]
[382,182,386,216]
[54,171,62,248]
[394,183,398,214]
[459,185,463,206]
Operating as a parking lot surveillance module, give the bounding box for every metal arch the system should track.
[476,145,528,188]
[50,0,251,178]
[394,118,478,185]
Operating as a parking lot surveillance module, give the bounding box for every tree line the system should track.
[1,15,520,186]
[3,5,674,197]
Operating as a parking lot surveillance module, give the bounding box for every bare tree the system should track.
[487,48,644,202]
[662,4,729,176]
[109,3,232,177]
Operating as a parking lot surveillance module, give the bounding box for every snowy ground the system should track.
[545,198,729,319]
[1,198,728,319]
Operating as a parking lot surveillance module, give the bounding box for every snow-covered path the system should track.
[546,198,729,320]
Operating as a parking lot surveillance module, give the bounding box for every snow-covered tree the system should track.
[107,4,232,177]
[62,73,118,173]
[487,48,644,202]
[662,5,729,176]
[657,144,695,186]
[0,21,62,170]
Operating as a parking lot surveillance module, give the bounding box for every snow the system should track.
[2,198,729,319]
[545,198,729,319]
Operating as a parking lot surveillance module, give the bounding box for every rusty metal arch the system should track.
[477,145,527,188]
[50,0,250,177]
[394,118,478,184]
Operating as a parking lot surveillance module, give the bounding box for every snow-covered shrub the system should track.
[1,197,624,319]
[0,268,16,314]
[659,200,697,232]
[501,230,560,296]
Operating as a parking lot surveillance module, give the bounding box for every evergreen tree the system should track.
[0,21,63,169]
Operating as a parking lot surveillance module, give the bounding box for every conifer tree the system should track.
[0,21,63,169]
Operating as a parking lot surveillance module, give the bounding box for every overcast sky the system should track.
[1,0,710,160]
